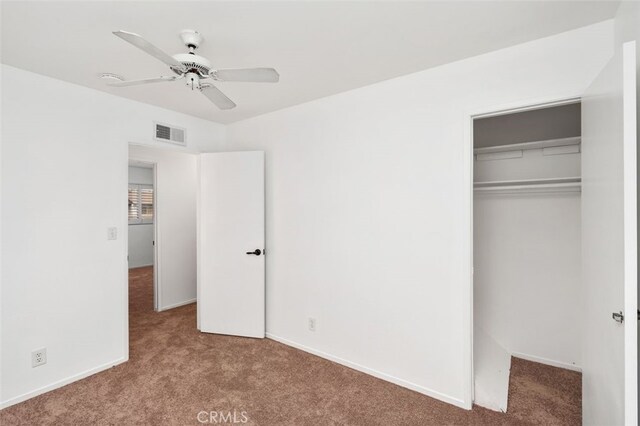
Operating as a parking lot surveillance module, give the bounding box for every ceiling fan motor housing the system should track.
[172,53,212,77]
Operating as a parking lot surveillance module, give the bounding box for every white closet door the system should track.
[581,41,637,426]
[197,151,265,338]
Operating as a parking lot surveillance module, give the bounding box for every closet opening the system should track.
[472,100,582,414]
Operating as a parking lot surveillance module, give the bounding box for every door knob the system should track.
[612,311,624,323]
[246,249,262,256]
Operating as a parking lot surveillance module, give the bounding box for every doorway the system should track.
[471,99,583,413]
[467,42,637,423]
[128,161,158,311]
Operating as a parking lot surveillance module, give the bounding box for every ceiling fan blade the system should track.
[200,84,236,110]
[107,76,177,87]
[113,30,185,72]
[211,68,279,83]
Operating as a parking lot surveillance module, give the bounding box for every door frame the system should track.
[128,158,160,311]
[620,41,637,425]
[462,95,582,409]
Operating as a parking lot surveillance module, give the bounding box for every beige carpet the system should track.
[0,266,581,425]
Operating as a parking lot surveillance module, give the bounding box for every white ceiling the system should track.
[1,1,619,124]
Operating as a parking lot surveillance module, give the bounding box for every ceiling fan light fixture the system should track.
[185,72,201,90]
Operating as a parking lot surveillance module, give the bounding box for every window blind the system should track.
[128,184,153,224]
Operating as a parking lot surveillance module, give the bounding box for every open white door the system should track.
[581,41,637,426]
[197,151,265,338]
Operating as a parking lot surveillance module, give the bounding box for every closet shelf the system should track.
[474,177,581,194]
[473,136,581,155]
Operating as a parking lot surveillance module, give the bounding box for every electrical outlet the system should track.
[32,348,47,368]
[107,227,118,240]
[308,317,316,332]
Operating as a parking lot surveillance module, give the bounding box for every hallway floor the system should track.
[1,266,581,425]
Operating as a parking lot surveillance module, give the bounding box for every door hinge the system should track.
[612,311,624,323]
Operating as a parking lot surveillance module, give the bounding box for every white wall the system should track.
[129,146,198,310]
[128,166,154,269]
[0,64,224,407]
[473,144,582,371]
[474,192,582,369]
[220,22,614,407]
[128,224,154,268]
[128,166,153,185]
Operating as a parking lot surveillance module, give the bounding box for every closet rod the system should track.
[474,182,581,194]
[474,177,581,193]
[475,176,580,187]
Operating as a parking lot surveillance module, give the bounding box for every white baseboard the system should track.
[128,264,153,269]
[159,298,196,311]
[266,333,467,410]
[511,352,581,372]
[0,357,127,410]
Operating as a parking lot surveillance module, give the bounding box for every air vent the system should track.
[154,122,186,146]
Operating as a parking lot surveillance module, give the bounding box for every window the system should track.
[128,184,154,224]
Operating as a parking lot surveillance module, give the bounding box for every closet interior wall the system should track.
[473,102,583,411]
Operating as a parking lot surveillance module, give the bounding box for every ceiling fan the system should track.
[108,29,279,110]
